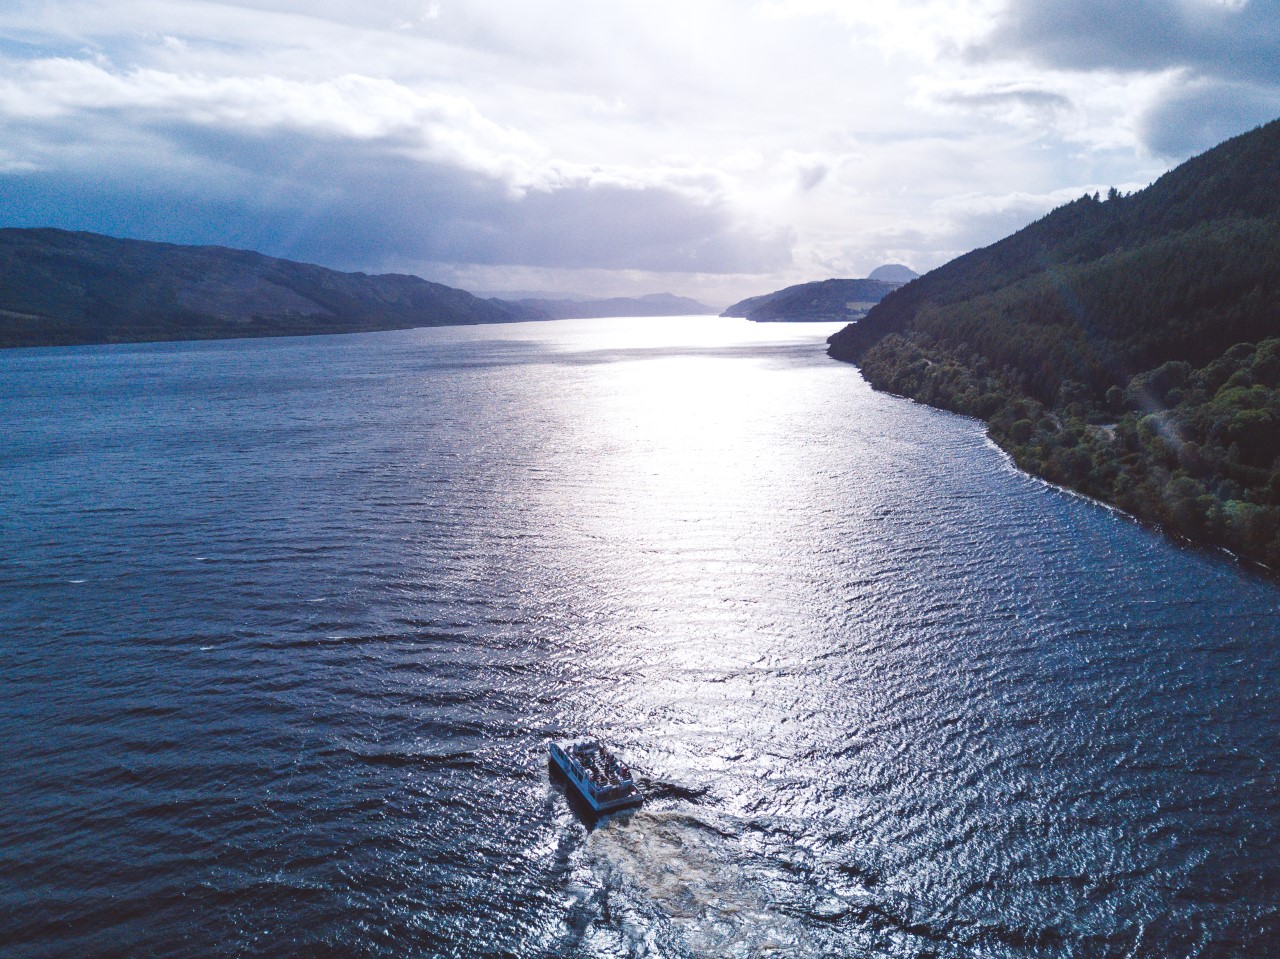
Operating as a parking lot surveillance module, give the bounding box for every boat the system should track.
[548,738,643,814]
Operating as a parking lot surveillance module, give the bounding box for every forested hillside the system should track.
[492,292,711,320]
[828,119,1280,569]
[0,228,517,348]
[723,278,901,322]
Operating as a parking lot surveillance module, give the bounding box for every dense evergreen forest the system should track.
[828,118,1280,570]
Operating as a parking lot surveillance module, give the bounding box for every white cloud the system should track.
[0,0,1270,299]
[0,58,557,190]
[932,186,1099,220]
[757,0,1006,59]
[0,150,38,174]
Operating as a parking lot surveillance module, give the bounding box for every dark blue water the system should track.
[2,317,1278,958]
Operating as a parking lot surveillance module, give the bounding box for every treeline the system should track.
[832,116,1280,364]
[828,118,1280,571]
[889,212,1280,407]
[859,334,1280,566]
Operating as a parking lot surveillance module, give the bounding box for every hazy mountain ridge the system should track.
[722,277,904,323]
[492,292,712,320]
[867,264,919,283]
[827,118,1280,569]
[0,228,519,348]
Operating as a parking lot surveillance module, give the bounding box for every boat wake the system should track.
[584,808,832,956]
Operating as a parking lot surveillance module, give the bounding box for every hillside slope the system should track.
[0,228,517,348]
[827,118,1280,569]
[723,278,901,322]
[493,292,711,320]
[868,264,919,283]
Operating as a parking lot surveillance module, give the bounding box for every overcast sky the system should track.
[0,1,1277,305]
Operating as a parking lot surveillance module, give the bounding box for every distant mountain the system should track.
[721,277,902,323]
[0,228,518,349]
[868,264,919,283]
[828,117,1280,570]
[493,292,712,320]
[472,289,597,302]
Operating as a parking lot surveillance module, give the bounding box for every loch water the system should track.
[2,317,1278,958]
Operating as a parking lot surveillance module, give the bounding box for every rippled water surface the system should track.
[2,317,1279,958]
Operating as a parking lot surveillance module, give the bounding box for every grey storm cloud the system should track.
[976,0,1280,156]
[980,0,1280,84]
[0,107,792,276]
[934,86,1072,115]
[1140,78,1280,157]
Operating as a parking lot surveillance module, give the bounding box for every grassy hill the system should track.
[828,118,1280,570]
[0,228,518,348]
